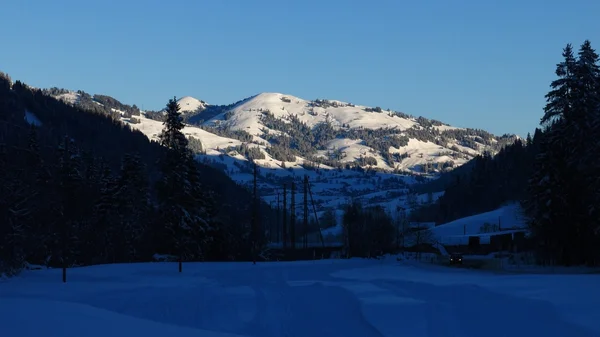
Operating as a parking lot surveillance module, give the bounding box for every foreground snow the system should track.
[1,259,599,337]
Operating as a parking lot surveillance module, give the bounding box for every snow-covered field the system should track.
[2,259,599,337]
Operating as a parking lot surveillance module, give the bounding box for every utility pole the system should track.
[303,175,309,249]
[252,162,258,265]
[276,189,280,244]
[282,184,287,251]
[291,181,296,251]
[307,182,325,249]
[397,206,406,258]
[62,136,69,282]
[269,201,274,242]
[396,206,400,252]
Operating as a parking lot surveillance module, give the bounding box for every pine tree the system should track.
[541,44,577,126]
[156,97,213,270]
[56,135,84,281]
[0,142,31,276]
[91,164,119,263]
[524,44,576,265]
[24,125,52,264]
[574,41,600,262]
[319,209,337,228]
[117,153,150,261]
[523,125,571,264]
[181,153,215,259]
[524,42,600,265]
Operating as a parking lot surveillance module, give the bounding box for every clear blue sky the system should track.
[2,0,599,137]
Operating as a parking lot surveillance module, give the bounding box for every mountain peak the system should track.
[176,96,207,113]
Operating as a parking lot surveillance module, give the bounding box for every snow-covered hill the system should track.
[181,92,516,173]
[47,88,518,222]
[172,96,207,113]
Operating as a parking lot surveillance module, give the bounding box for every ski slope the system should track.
[2,259,599,337]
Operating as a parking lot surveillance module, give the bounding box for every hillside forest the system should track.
[0,77,278,276]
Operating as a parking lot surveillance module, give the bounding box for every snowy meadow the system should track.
[2,258,599,337]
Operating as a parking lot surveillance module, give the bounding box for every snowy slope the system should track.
[123,114,241,153]
[2,260,599,337]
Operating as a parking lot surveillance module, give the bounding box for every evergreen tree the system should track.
[540,44,577,126]
[0,142,30,275]
[156,97,214,269]
[342,202,395,257]
[319,209,337,228]
[91,164,119,264]
[524,41,600,266]
[117,153,150,261]
[574,41,600,233]
[524,43,578,265]
[523,125,571,264]
[56,135,84,281]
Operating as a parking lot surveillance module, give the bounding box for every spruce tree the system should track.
[92,164,118,263]
[117,153,150,261]
[524,44,576,265]
[157,97,213,270]
[575,41,600,261]
[524,125,571,264]
[525,41,600,265]
[56,135,84,281]
[541,44,577,125]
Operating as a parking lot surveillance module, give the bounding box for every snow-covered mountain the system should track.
[47,89,518,219]
[174,92,516,176]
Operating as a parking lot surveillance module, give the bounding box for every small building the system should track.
[442,229,530,255]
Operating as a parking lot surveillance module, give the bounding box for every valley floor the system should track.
[1,258,599,337]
